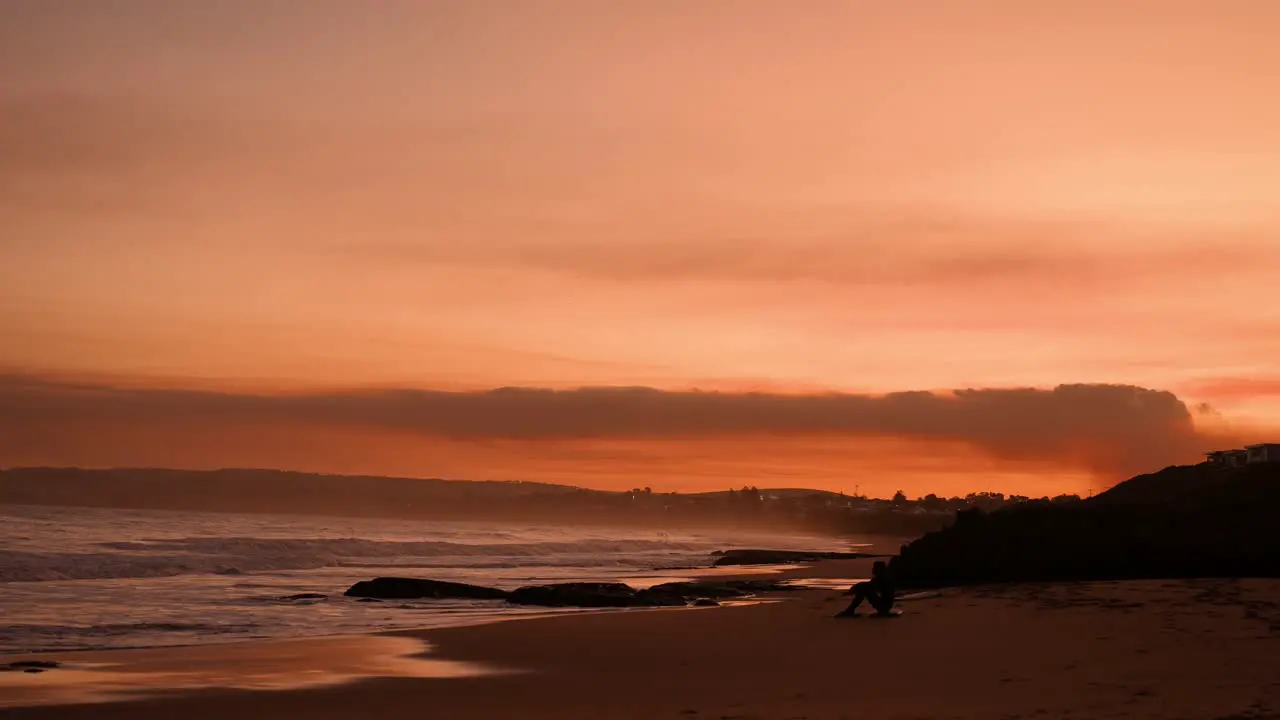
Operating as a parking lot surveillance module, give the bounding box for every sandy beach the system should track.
[4,558,1279,719]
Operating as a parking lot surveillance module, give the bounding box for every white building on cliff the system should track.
[1207,444,1280,467]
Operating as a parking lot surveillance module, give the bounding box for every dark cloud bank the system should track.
[0,377,1220,478]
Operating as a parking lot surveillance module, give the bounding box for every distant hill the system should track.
[892,462,1280,587]
[0,467,1024,538]
[1090,463,1246,506]
[0,467,851,527]
[0,467,589,518]
[692,488,849,500]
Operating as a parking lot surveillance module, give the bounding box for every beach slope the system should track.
[5,559,1279,719]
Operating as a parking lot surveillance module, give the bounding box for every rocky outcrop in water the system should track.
[506,582,674,607]
[645,580,795,598]
[344,577,798,607]
[712,549,883,566]
[344,577,511,600]
[507,579,799,607]
[2,661,60,674]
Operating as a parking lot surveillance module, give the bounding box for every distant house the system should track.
[1207,444,1280,467]
[1206,449,1249,468]
[1245,443,1280,465]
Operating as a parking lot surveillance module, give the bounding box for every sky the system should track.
[3,1,1279,496]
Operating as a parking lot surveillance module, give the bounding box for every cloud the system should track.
[0,92,287,227]
[1183,376,1280,401]
[0,376,1219,478]
[6,92,1276,300]
[0,93,251,175]
[6,92,1272,294]
[343,218,1275,290]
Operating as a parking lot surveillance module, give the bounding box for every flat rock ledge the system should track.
[344,578,799,607]
[711,549,886,567]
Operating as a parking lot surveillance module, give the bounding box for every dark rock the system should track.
[10,661,59,670]
[345,575,802,609]
[645,581,747,599]
[357,597,383,603]
[508,582,670,608]
[505,581,772,608]
[282,593,328,601]
[509,579,645,602]
[644,580,796,600]
[693,598,721,607]
[712,549,883,567]
[344,577,510,600]
[24,668,44,674]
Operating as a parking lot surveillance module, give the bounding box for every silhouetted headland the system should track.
[0,467,1058,537]
[893,461,1280,587]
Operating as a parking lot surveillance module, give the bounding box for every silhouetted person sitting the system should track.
[835,560,895,617]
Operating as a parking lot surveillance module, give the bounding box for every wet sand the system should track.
[5,558,1280,719]
[0,635,492,708]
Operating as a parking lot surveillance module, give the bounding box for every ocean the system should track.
[0,505,854,654]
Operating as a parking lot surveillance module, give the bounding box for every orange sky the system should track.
[2,2,1278,495]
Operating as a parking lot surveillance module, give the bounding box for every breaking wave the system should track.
[0,505,855,652]
[0,537,716,583]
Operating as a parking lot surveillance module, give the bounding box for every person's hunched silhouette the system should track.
[835,560,895,617]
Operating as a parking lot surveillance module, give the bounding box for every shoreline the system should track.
[0,558,869,710]
[4,558,1279,718]
[0,557,848,658]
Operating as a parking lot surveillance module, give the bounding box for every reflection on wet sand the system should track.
[0,635,495,707]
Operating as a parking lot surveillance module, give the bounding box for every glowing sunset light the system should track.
[3,1,1278,496]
